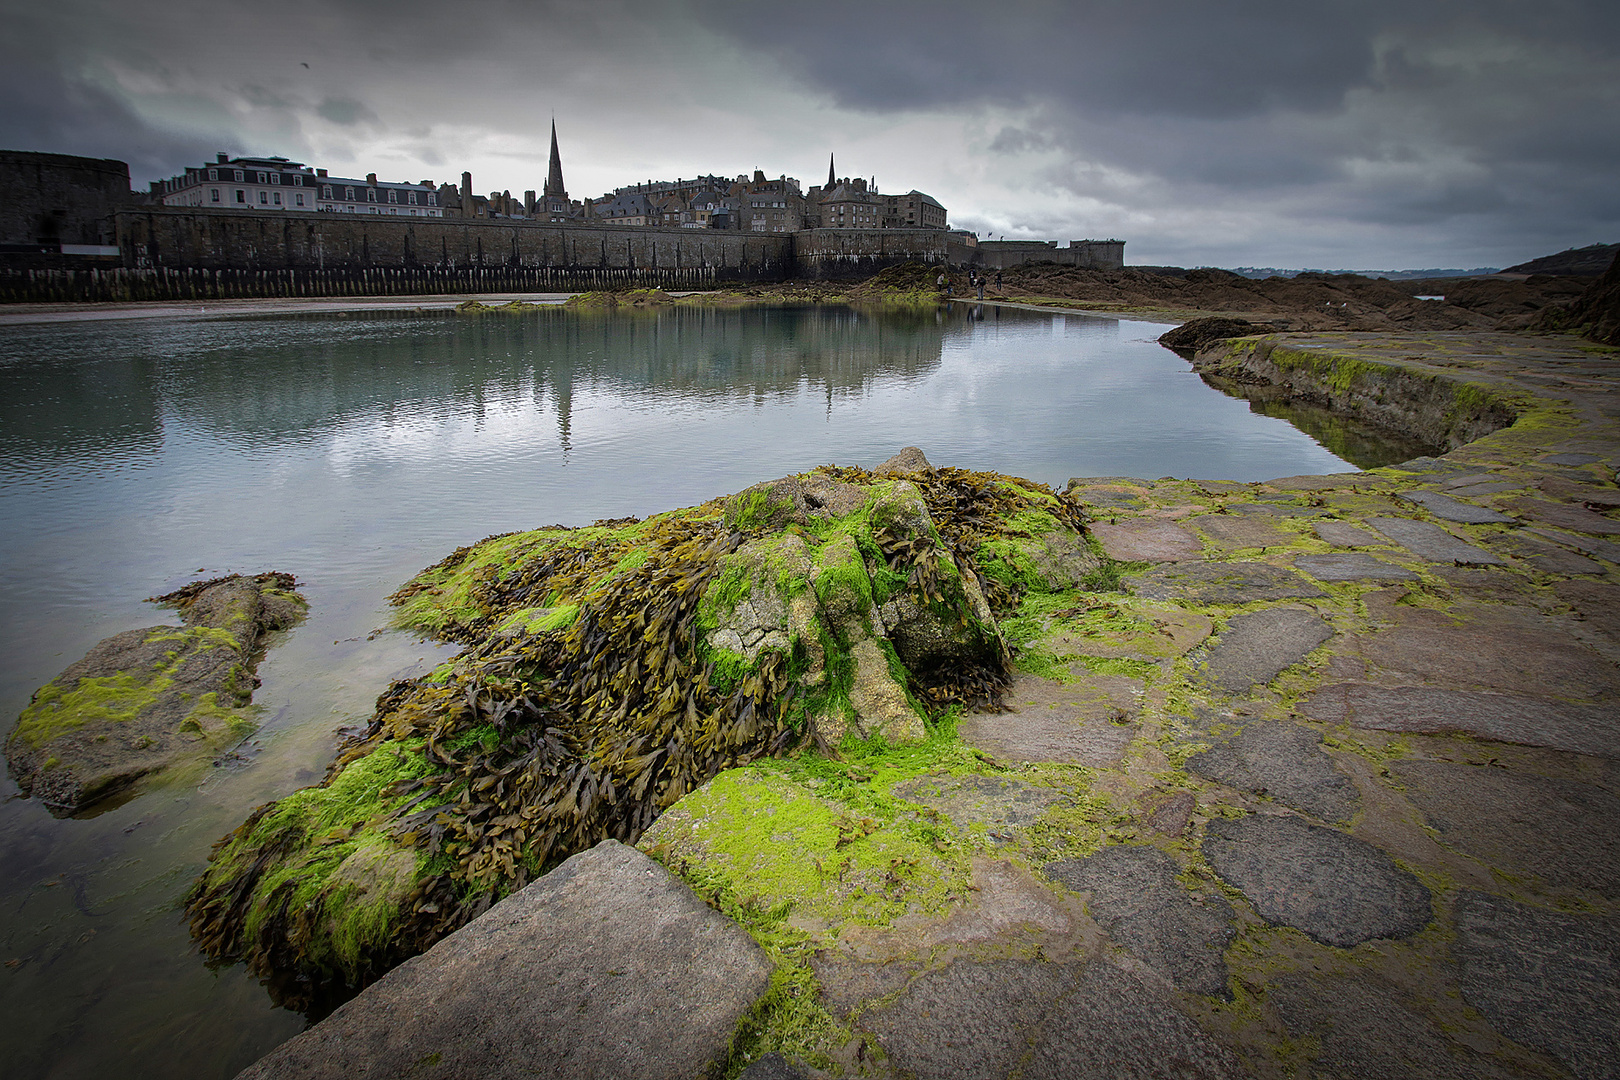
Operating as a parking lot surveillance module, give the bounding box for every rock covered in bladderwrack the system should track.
[184,458,1092,995]
[5,572,304,816]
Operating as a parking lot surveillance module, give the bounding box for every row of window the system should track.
[201,188,442,215]
[203,168,306,186]
[317,186,436,206]
[208,188,308,207]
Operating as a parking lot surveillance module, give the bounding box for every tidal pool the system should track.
[0,302,1406,1078]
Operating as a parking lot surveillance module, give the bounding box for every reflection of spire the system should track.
[826,152,835,189]
[545,120,567,199]
[554,361,573,462]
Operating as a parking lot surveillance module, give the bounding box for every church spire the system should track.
[826,152,836,190]
[545,120,567,199]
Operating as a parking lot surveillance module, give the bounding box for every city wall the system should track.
[4,209,967,301]
[0,209,795,301]
[976,239,1125,270]
[792,228,950,279]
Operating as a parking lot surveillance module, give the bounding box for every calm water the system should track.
[0,302,1378,1078]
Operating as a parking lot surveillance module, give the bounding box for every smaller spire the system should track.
[827,152,836,190]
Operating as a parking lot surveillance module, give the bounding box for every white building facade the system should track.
[157,154,443,217]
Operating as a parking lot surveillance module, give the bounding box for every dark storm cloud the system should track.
[697,0,1620,263]
[700,0,1382,118]
[4,0,1616,266]
[0,11,232,177]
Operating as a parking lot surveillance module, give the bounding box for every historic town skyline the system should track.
[3,0,1616,269]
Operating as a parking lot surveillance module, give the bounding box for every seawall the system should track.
[2,209,958,301]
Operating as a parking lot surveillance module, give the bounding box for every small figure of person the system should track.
[995,270,1003,293]
[976,277,985,300]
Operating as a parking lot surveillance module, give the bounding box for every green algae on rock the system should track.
[184,453,1091,997]
[5,572,306,816]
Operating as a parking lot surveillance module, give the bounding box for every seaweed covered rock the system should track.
[185,461,1090,998]
[6,572,305,816]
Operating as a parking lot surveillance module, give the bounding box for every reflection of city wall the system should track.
[86,308,952,445]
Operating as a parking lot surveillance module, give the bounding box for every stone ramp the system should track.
[236,840,770,1080]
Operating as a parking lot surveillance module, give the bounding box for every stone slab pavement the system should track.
[235,841,771,1080]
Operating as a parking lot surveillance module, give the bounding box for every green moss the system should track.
[12,625,246,748]
[1072,655,1160,681]
[15,672,164,746]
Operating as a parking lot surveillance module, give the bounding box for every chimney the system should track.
[753,169,766,184]
[462,171,473,196]
[525,189,536,213]
[217,152,228,163]
[366,173,377,184]
[316,168,327,177]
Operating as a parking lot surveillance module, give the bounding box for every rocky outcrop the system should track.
[235,840,771,1080]
[1189,335,1518,451]
[1536,249,1620,345]
[6,573,304,816]
[185,458,1087,995]
[1157,316,1278,356]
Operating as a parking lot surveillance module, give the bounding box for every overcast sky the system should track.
[4,0,1616,269]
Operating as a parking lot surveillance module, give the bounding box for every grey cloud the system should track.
[317,97,381,127]
[987,126,1054,155]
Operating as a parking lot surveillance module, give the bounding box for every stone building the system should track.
[883,190,947,230]
[592,191,656,225]
[736,170,805,233]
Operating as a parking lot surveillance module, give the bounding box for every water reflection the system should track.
[1197,373,1440,469]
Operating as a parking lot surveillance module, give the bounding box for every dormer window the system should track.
[367,189,377,202]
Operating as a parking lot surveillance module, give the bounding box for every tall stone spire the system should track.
[545,120,567,199]
[826,152,836,190]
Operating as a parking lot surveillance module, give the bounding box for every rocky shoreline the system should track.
[215,323,1618,1079]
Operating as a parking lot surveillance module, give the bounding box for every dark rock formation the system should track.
[1158,316,1278,356]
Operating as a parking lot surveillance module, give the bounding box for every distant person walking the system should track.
[995,270,1003,293]
[938,271,950,298]
[976,277,985,300]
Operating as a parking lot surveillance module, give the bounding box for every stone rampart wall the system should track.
[977,239,1125,271]
[793,228,949,278]
[120,208,792,275]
